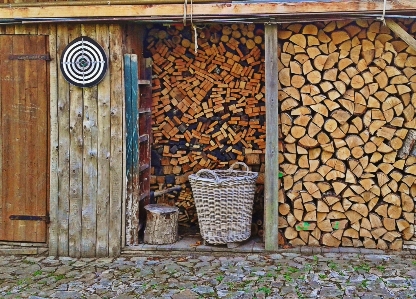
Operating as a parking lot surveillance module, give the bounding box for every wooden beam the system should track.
[264,23,279,252]
[96,24,111,257]
[108,24,124,256]
[385,19,416,51]
[57,24,71,257]
[1,1,416,19]
[48,24,59,256]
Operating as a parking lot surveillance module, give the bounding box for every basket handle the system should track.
[228,162,250,172]
[195,169,220,183]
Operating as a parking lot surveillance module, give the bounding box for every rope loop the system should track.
[377,0,387,25]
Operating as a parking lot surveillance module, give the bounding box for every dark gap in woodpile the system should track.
[144,23,266,237]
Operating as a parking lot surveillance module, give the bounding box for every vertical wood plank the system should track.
[48,24,60,256]
[56,24,70,256]
[264,23,279,251]
[37,24,50,36]
[125,53,143,246]
[96,24,111,257]
[5,25,15,34]
[109,24,124,256]
[80,24,99,257]
[25,36,34,240]
[31,35,49,242]
[131,55,139,245]
[122,24,145,248]
[0,36,12,241]
[124,54,133,246]
[11,35,24,242]
[67,24,83,258]
[0,37,3,235]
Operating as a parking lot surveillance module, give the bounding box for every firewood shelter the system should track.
[0,0,415,257]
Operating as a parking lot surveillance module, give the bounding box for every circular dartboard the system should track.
[60,36,108,88]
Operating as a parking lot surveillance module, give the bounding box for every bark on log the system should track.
[144,204,179,245]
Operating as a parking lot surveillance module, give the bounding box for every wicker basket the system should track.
[189,162,258,245]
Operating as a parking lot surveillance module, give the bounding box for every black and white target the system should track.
[60,36,108,88]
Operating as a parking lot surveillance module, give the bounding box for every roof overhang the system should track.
[1,0,416,23]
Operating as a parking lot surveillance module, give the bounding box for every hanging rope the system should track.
[191,0,198,54]
[378,0,387,25]
[183,0,187,26]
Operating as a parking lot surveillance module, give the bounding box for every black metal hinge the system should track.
[9,214,50,224]
[9,54,51,61]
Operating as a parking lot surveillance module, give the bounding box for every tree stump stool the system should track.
[144,204,179,245]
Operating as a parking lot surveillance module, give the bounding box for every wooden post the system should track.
[385,19,416,52]
[264,23,279,251]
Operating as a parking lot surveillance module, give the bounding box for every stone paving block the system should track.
[359,248,384,254]
[322,247,340,253]
[171,237,197,251]
[156,244,173,251]
[52,291,82,299]
[194,244,213,252]
[113,295,136,299]
[338,247,361,253]
[2,247,416,299]
[300,246,314,254]
[252,241,264,253]
[172,289,199,299]
[234,239,255,253]
[141,243,159,250]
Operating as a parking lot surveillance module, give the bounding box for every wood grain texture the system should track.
[385,19,416,52]
[0,35,12,242]
[48,24,59,256]
[1,1,416,19]
[130,55,139,245]
[264,23,279,251]
[124,54,140,246]
[0,35,48,243]
[96,24,111,257]
[67,24,82,257]
[81,24,99,257]
[109,24,124,256]
[56,24,71,256]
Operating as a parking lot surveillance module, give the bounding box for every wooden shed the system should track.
[0,0,416,257]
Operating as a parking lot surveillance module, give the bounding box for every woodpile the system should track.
[278,19,416,250]
[145,23,266,229]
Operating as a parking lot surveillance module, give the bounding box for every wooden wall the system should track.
[0,23,126,257]
[51,23,125,257]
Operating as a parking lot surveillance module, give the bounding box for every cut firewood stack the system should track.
[278,19,416,250]
[145,23,266,228]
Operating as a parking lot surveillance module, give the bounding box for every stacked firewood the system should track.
[278,19,416,249]
[145,23,266,228]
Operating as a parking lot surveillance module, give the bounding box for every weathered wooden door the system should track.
[0,35,49,242]
[125,54,152,245]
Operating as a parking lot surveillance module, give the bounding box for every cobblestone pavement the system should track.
[0,251,416,299]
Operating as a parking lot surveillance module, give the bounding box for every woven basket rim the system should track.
[189,170,258,184]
